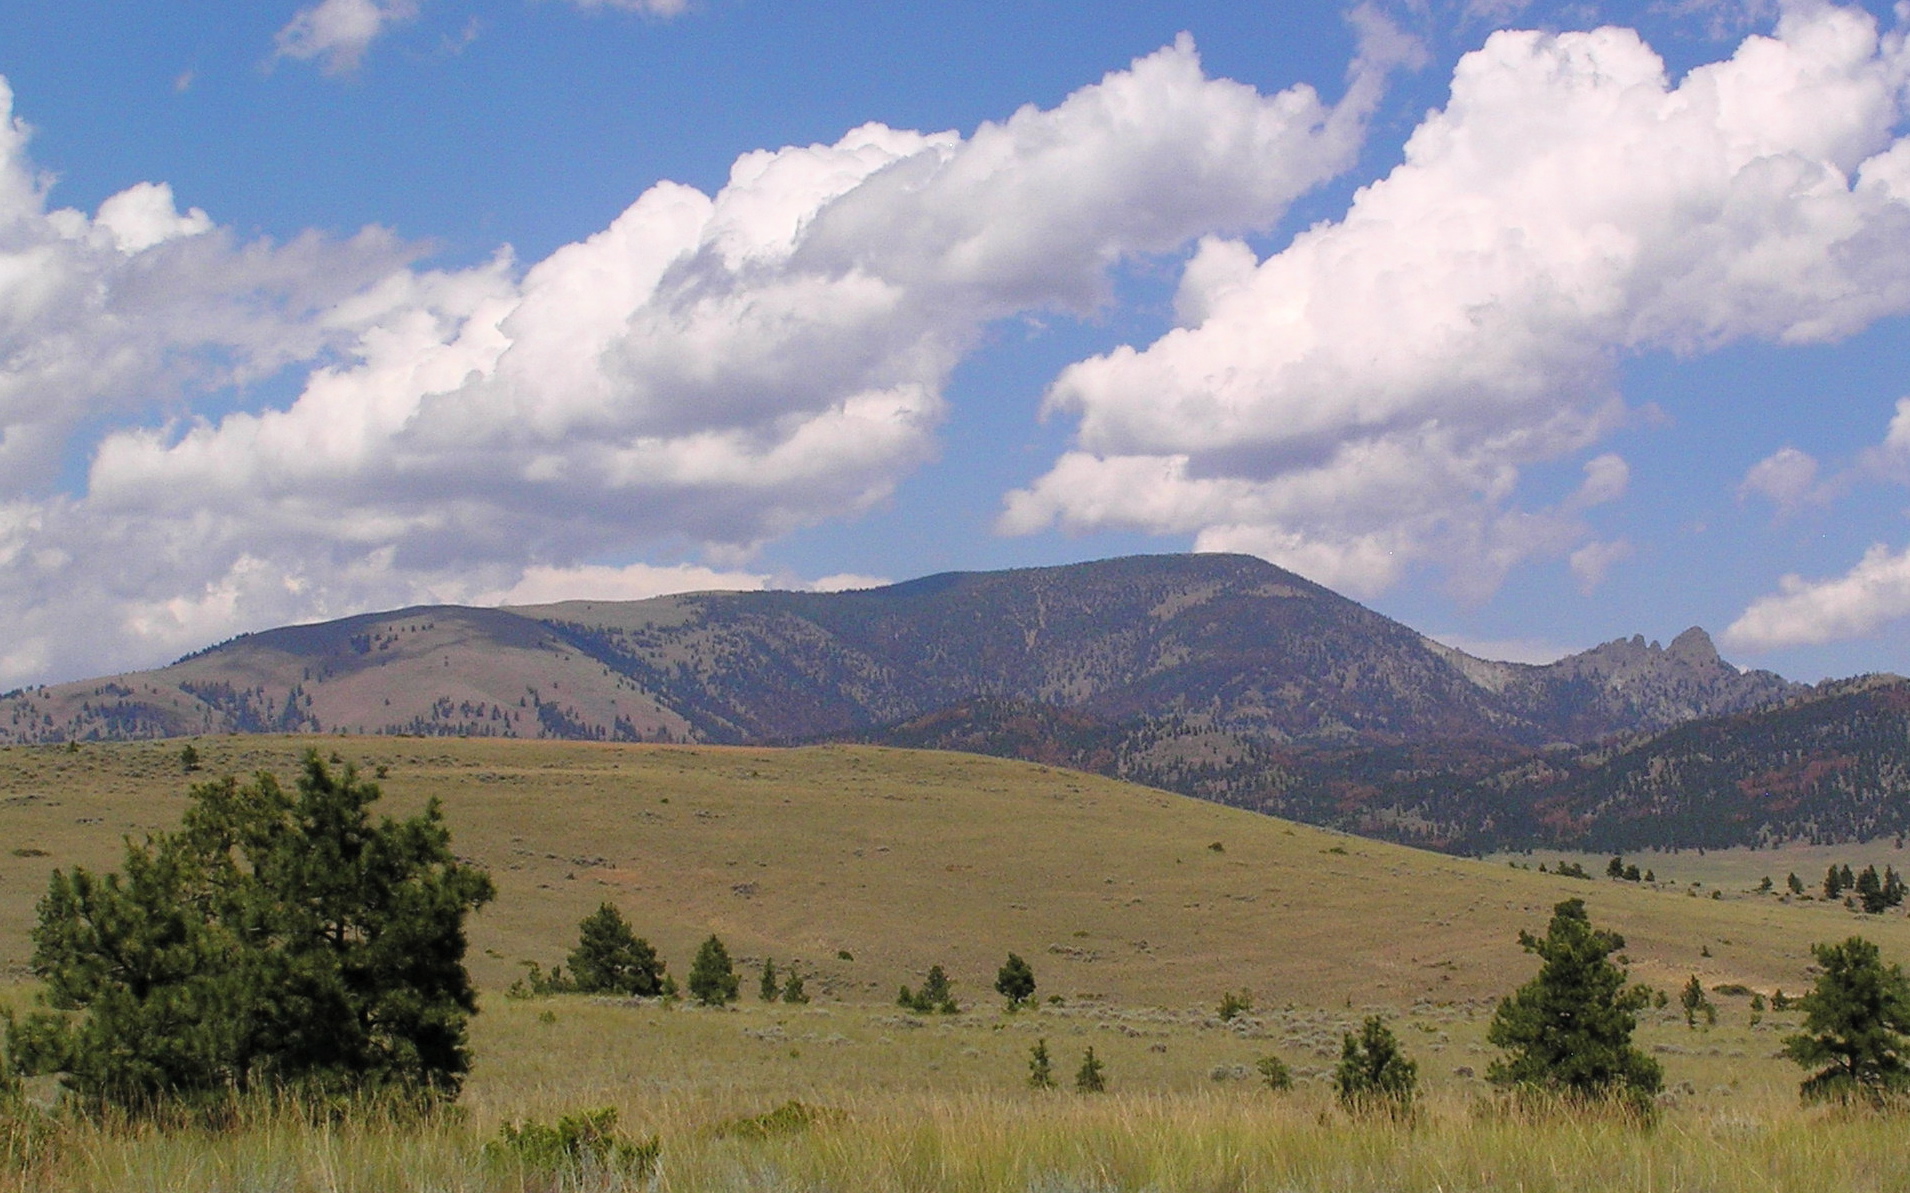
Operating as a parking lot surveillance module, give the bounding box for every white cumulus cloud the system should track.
[1725,542,1910,648]
[1003,4,1910,599]
[0,32,1396,685]
[275,0,422,74]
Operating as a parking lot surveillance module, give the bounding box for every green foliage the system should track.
[1028,1038,1054,1089]
[1789,872,1805,895]
[1217,989,1253,1022]
[1783,937,1910,1106]
[178,743,200,773]
[488,1107,659,1183]
[759,958,779,1002]
[1256,1054,1293,1092]
[1853,866,1907,914]
[4,752,494,1111]
[781,967,809,1004]
[1485,898,1662,1107]
[1681,975,1714,1029]
[687,935,739,1007]
[1074,1046,1106,1094]
[1607,855,1624,879]
[898,965,958,1014]
[1334,1016,1416,1118]
[711,1100,843,1140]
[995,953,1036,1010]
[567,903,666,996]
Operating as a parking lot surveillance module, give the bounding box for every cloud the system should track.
[565,0,690,13]
[275,0,422,74]
[1003,5,1910,598]
[1738,445,1833,513]
[0,34,1393,685]
[1724,542,1910,648]
[1568,538,1634,593]
[484,562,773,605]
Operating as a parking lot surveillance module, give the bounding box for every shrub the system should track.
[1334,1016,1416,1118]
[1784,936,1910,1106]
[1218,989,1254,1022]
[711,1100,843,1140]
[567,904,666,996]
[488,1107,659,1184]
[1486,898,1661,1109]
[687,935,740,1007]
[995,953,1036,1010]
[1074,1046,1106,1093]
[4,752,493,1111]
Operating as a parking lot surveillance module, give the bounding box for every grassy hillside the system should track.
[10,737,1910,1191]
[5,736,1903,1008]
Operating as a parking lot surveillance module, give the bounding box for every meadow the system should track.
[6,736,1910,1191]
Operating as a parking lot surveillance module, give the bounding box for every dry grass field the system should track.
[6,736,1910,1191]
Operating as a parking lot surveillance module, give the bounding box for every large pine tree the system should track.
[6,752,494,1110]
[1487,898,1662,1107]
[1784,936,1910,1105]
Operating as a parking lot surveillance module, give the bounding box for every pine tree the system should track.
[687,935,740,1007]
[1607,855,1625,879]
[178,743,200,773]
[1485,898,1662,1107]
[900,965,958,1014]
[1074,1046,1106,1093]
[1256,1055,1293,1091]
[1028,1038,1055,1089]
[1333,1016,1417,1118]
[4,752,493,1110]
[1856,866,1888,914]
[759,958,779,1002]
[780,968,808,1004]
[995,953,1036,1010]
[567,904,666,996]
[1680,975,1711,1029]
[1784,936,1910,1106]
[1788,872,1805,896]
[1826,865,1847,899]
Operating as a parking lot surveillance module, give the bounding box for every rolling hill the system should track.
[2,735,1895,1011]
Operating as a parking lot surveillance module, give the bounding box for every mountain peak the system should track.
[1666,626,1722,668]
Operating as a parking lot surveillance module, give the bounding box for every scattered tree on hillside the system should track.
[4,753,494,1110]
[1788,872,1805,896]
[759,958,779,1002]
[178,743,200,773]
[1485,898,1662,1108]
[995,953,1036,1010]
[1218,989,1254,1022]
[1028,1039,1055,1089]
[567,904,666,996]
[1074,1046,1106,1093]
[1607,856,1625,879]
[1680,975,1714,1029]
[1333,1017,1417,1118]
[780,967,808,1004]
[687,936,739,1007]
[898,965,958,1014]
[1784,936,1910,1106]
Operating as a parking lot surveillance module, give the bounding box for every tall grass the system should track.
[11,1086,1910,1192]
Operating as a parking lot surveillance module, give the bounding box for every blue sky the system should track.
[5,0,1910,686]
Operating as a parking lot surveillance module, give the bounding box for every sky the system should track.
[9,0,1910,686]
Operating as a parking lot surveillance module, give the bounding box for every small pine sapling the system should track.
[1217,989,1253,1022]
[1028,1038,1055,1089]
[178,743,200,772]
[1256,1055,1293,1092]
[781,968,809,1004]
[1333,1016,1417,1118]
[759,958,779,1002]
[1074,1046,1106,1093]
[1680,975,1712,1029]
[687,935,740,1007]
[1788,872,1805,896]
